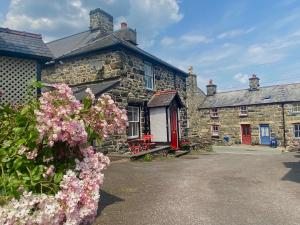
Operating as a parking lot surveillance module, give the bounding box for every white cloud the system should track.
[217,27,255,39]
[160,32,212,48]
[160,36,175,46]
[233,73,248,84]
[180,34,212,44]
[1,0,183,46]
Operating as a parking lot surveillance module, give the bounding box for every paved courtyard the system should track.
[94,148,300,225]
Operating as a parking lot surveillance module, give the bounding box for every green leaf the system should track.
[54,172,63,184]
[13,158,23,170]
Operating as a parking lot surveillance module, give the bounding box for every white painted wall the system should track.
[150,107,168,142]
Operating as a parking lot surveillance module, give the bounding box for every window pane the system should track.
[294,124,300,137]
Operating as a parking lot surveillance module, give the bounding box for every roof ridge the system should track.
[216,81,300,94]
[46,30,90,44]
[58,33,120,59]
[0,27,42,39]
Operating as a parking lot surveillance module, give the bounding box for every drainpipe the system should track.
[281,103,287,148]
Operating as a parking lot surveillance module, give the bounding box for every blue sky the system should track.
[1,0,300,91]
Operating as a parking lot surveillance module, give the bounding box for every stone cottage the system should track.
[194,74,300,148]
[42,8,190,152]
[0,28,52,104]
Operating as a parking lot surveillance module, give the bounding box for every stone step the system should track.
[129,145,170,159]
[175,150,190,157]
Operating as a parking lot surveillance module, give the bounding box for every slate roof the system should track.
[200,83,300,109]
[46,31,188,76]
[71,78,120,100]
[0,28,52,60]
[148,90,185,108]
[42,78,121,101]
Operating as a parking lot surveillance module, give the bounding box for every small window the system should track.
[294,124,300,138]
[144,62,154,90]
[210,108,219,118]
[211,125,220,137]
[292,103,300,113]
[240,106,248,116]
[128,106,140,139]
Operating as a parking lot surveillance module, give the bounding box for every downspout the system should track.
[281,103,287,148]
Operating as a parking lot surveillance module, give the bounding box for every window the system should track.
[294,124,300,138]
[144,62,154,90]
[240,106,248,116]
[292,103,300,113]
[210,108,219,118]
[211,125,220,137]
[128,106,140,138]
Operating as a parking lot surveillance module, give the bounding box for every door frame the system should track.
[240,124,252,145]
[169,104,179,150]
[259,124,270,145]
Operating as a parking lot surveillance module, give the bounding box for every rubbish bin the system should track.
[270,137,278,148]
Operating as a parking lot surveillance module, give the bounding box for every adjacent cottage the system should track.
[195,74,300,148]
[0,28,52,104]
[42,8,190,152]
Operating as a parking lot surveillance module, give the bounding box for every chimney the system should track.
[121,22,128,29]
[187,66,198,94]
[115,22,137,45]
[206,80,217,96]
[249,74,260,91]
[89,8,113,35]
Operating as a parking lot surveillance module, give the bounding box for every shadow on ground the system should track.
[282,154,300,183]
[97,190,124,216]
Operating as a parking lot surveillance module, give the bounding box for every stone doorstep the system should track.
[128,145,170,159]
[175,150,190,157]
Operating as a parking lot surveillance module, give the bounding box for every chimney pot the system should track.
[121,22,127,29]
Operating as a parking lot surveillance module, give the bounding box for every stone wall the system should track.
[0,55,37,104]
[284,103,300,147]
[186,73,208,143]
[41,48,188,152]
[197,103,300,147]
[42,50,123,85]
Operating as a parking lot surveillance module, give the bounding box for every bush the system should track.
[144,154,153,162]
[0,84,127,225]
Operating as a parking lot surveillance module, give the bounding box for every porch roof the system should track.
[42,77,120,100]
[147,90,185,108]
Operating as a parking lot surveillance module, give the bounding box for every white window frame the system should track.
[127,106,140,139]
[144,62,154,90]
[240,106,248,116]
[211,125,220,137]
[292,103,300,113]
[294,124,300,138]
[210,108,219,118]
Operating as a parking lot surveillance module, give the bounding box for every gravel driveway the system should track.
[94,149,300,225]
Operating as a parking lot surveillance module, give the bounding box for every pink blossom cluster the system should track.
[83,94,127,139]
[0,147,110,225]
[35,84,87,147]
[1,84,126,225]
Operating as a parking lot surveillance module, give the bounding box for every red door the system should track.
[241,124,251,145]
[170,105,179,150]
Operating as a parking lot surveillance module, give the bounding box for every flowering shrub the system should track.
[0,84,127,225]
[180,139,190,150]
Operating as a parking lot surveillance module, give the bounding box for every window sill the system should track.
[145,88,154,92]
[127,136,140,140]
[211,134,220,137]
[239,114,248,117]
[210,116,219,119]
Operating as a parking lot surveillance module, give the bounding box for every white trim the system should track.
[144,62,154,90]
[127,106,140,139]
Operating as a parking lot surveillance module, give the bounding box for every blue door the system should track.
[260,125,270,145]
